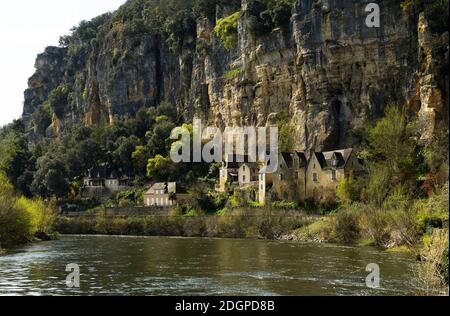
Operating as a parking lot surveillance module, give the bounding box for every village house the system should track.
[258,152,308,205]
[83,165,131,196]
[257,148,363,205]
[305,148,363,203]
[217,154,259,192]
[143,182,188,207]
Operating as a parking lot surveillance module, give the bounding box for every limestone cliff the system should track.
[23,0,449,151]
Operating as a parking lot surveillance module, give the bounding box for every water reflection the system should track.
[0,235,418,296]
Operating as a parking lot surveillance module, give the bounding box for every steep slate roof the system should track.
[296,152,308,168]
[145,182,177,195]
[86,165,129,180]
[313,148,353,170]
[281,152,308,169]
[225,154,257,169]
[281,152,294,169]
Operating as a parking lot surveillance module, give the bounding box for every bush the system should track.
[214,12,240,50]
[332,209,361,244]
[358,205,391,247]
[247,0,295,36]
[48,85,70,118]
[294,219,333,243]
[416,229,449,295]
[0,173,57,248]
[224,67,241,79]
[272,200,299,210]
[337,176,361,203]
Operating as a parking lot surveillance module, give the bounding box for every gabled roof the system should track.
[296,152,308,168]
[86,165,129,180]
[281,152,294,169]
[145,182,177,194]
[313,148,353,170]
[224,154,257,169]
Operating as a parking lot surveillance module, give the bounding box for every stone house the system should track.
[239,162,259,187]
[258,148,362,205]
[143,182,188,207]
[305,148,363,203]
[258,152,308,205]
[83,165,131,196]
[217,154,258,192]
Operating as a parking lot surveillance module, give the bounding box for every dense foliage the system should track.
[246,0,295,36]
[214,12,241,50]
[0,173,57,248]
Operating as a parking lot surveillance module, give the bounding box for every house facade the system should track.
[258,152,307,205]
[305,149,363,203]
[143,182,189,207]
[258,148,362,205]
[217,155,258,192]
[83,165,131,196]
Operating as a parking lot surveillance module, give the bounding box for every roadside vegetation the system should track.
[0,173,57,250]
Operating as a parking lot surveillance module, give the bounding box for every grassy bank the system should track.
[55,209,317,240]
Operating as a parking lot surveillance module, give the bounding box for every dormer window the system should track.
[332,158,338,168]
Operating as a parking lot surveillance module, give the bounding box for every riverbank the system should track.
[54,210,318,240]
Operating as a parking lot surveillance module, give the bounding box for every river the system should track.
[0,235,420,296]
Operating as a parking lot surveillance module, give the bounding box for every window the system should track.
[280,173,283,181]
[332,170,337,181]
[313,173,318,182]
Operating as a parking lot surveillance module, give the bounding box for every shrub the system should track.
[337,176,361,203]
[295,219,333,242]
[388,209,421,247]
[247,0,295,36]
[224,67,242,79]
[332,209,361,244]
[48,85,70,118]
[416,229,449,295]
[1,173,57,248]
[272,200,299,210]
[214,12,240,50]
[358,205,391,247]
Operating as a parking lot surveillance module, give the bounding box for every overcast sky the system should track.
[0,0,126,127]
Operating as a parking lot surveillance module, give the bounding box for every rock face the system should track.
[23,0,448,150]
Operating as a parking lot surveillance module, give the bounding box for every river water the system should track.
[0,235,420,296]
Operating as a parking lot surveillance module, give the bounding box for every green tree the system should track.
[361,105,421,206]
[32,156,70,198]
[0,122,33,196]
[112,136,141,173]
[48,85,70,118]
[0,173,33,247]
[146,155,175,181]
[337,175,360,203]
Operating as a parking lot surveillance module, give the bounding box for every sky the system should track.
[0,0,126,127]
